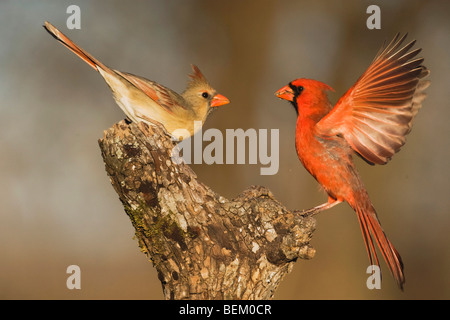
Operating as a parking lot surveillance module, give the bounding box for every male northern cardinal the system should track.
[275,34,430,289]
[43,21,229,139]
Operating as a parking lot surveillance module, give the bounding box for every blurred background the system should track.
[0,0,448,299]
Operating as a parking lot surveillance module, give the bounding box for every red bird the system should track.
[275,34,430,289]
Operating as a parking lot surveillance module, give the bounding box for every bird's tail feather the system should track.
[354,203,405,290]
[43,21,107,72]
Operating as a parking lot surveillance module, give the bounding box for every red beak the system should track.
[275,85,294,102]
[211,93,230,107]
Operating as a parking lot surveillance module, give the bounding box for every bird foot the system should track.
[294,199,342,217]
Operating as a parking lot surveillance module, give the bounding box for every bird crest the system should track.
[187,64,210,89]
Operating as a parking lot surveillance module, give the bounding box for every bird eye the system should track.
[202,92,209,98]
[288,83,304,96]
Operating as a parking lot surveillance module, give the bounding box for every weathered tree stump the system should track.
[98,120,317,300]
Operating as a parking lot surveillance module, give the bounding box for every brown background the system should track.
[0,0,449,299]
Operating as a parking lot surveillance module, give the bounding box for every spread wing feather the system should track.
[316,34,430,165]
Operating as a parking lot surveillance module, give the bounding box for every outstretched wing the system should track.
[316,34,430,165]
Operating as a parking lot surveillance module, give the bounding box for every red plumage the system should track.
[276,34,430,289]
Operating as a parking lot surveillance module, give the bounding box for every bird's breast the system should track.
[295,122,359,201]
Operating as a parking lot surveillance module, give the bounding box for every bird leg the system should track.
[295,197,342,217]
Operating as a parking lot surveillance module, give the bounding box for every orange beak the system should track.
[210,93,230,107]
[275,85,294,102]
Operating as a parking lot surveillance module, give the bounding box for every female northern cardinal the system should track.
[43,21,229,139]
[275,34,430,289]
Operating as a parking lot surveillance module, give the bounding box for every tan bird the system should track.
[43,21,230,139]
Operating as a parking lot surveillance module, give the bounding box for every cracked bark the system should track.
[98,120,317,300]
